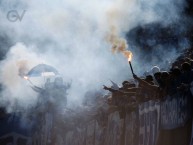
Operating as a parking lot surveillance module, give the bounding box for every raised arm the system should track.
[133,74,158,91]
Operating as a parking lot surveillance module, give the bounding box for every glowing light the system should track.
[23,76,28,80]
[123,50,133,62]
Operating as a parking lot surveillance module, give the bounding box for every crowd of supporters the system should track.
[97,47,193,112]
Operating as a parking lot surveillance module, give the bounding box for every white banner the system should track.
[86,120,95,145]
[95,122,106,145]
[105,111,123,145]
[125,110,139,145]
[139,101,160,145]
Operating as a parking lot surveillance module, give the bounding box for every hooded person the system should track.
[151,66,160,75]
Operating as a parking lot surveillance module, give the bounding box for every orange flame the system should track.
[123,50,133,62]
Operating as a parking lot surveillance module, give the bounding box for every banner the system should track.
[75,127,86,145]
[160,93,192,129]
[40,113,53,145]
[138,101,160,145]
[65,131,74,145]
[64,127,86,145]
[125,109,139,145]
[105,111,123,145]
[1,93,192,145]
[86,120,96,145]
[95,122,106,145]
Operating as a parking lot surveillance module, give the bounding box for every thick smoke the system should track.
[0,43,44,112]
[0,0,188,111]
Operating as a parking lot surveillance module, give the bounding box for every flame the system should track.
[23,76,29,80]
[123,50,133,61]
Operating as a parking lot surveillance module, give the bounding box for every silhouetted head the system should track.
[170,67,181,77]
[181,62,191,71]
[160,71,170,86]
[122,81,130,86]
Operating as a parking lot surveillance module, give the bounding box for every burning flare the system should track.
[126,51,134,75]
[23,76,29,80]
[123,50,133,62]
[23,76,34,86]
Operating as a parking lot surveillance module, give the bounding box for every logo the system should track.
[7,10,26,22]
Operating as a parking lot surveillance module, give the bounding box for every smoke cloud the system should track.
[0,43,43,112]
[0,0,189,111]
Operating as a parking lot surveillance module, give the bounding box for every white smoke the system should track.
[0,43,45,112]
[0,0,187,110]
